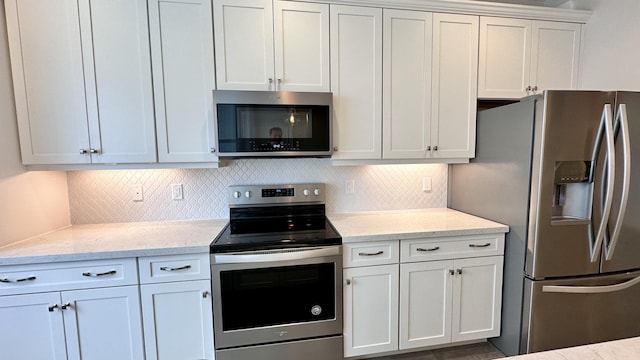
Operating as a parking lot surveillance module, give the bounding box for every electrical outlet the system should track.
[132,185,143,202]
[422,177,432,193]
[171,184,183,200]
[345,180,355,194]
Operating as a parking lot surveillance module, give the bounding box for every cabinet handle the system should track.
[417,246,440,252]
[433,146,438,151]
[469,243,491,248]
[203,291,209,298]
[89,148,99,154]
[210,147,216,153]
[80,149,88,154]
[48,304,59,312]
[0,276,36,283]
[532,86,538,92]
[457,269,463,275]
[160,265,192,272]
[268,78,273,84]
[82,270,117,277]
[61,302,72,310]
[345,279,351,285]
[358,251,383,256]
[526,85,532,92]
[449,269,455,275]
[426,146,431,151]
[333,146,338,152]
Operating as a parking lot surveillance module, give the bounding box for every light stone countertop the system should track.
[509,337,640,359]
[328,208,508,243]
[0,208,508,266]
[0,219,228,266]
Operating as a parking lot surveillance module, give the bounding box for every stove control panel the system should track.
[228,183,326,206]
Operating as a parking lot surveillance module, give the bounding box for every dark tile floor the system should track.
[364,342,506,360]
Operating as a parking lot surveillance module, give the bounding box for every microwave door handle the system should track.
[605,104,631,260]
[592,104,615,262]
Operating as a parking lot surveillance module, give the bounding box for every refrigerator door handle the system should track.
[605,104,631,260]
[591,104,615,262]
[542,273,640,294]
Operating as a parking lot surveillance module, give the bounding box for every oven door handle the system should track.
[212,246,342,264]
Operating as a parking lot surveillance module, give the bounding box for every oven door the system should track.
[211,246,343,349]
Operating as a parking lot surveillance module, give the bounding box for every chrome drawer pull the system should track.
[417,246,440,252]
[1,276,36,283]
[82,270,117,277]
[358,251,384,256]
[48,304,59,312]
[469,243,491,248]
[160,265,192,272]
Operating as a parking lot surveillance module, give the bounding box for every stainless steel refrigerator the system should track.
[449,91,640,356]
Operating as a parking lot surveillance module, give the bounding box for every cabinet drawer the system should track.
[401,234,504,263]
[138,253,210,284]
[0,258,138,296]
[343,241,399,268]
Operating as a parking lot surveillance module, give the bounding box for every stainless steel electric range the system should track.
[210,183,343,360]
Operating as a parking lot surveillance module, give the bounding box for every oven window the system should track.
[219,263,336,331]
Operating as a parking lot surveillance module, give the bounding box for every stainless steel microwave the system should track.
[213,90,333,158]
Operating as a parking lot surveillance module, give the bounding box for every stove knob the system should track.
[303,189,310,196]
[233,191,242,199]
[245,191,252,198]
[314,188,321,196]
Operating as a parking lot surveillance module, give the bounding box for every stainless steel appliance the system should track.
[210,183,343,360]
[214,90,333,158]
[449,91,640,355]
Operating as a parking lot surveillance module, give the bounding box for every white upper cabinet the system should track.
[530,20,581,93]
[382,10,478,160]
[478,16,581,99]
[383,9,433,160]
[214,0,330,91]
[330,5,383,160]
[149,0,218,163]
[5,0,156,165]
[430,13,478,159]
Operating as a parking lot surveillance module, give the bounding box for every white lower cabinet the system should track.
[0,286,144,360]
[344,234,504,358]
[139,253,214,360]
[343,264,399,357]
[400,256,503,350]
[0,258,144,360]
[141,280,214,360]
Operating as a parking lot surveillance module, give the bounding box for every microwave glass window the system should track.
[216,104,331,153]
[237,107,312,139]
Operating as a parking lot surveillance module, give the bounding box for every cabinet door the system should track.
[79,0,156,163]
[430,13,478,159]
[452,256,504,342]
[383,10,433,159]
[530,21,581,93]
[343,265,399,357]
[0,292,67,360]
[214,0,275,90]
[400,260,453,349]
[141,280,214,360]
[5,0,91,165]
[63,286,144,360]
[149,0,218,162]
[330,5,382,160]
[274,1,330,92]
[478,17,532,99]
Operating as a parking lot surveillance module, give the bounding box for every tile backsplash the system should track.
[67,159,447,224]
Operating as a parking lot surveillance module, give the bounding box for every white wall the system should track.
[578,0,640,90]
[0,1,70,246]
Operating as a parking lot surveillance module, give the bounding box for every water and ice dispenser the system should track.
[551,161,594,224]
